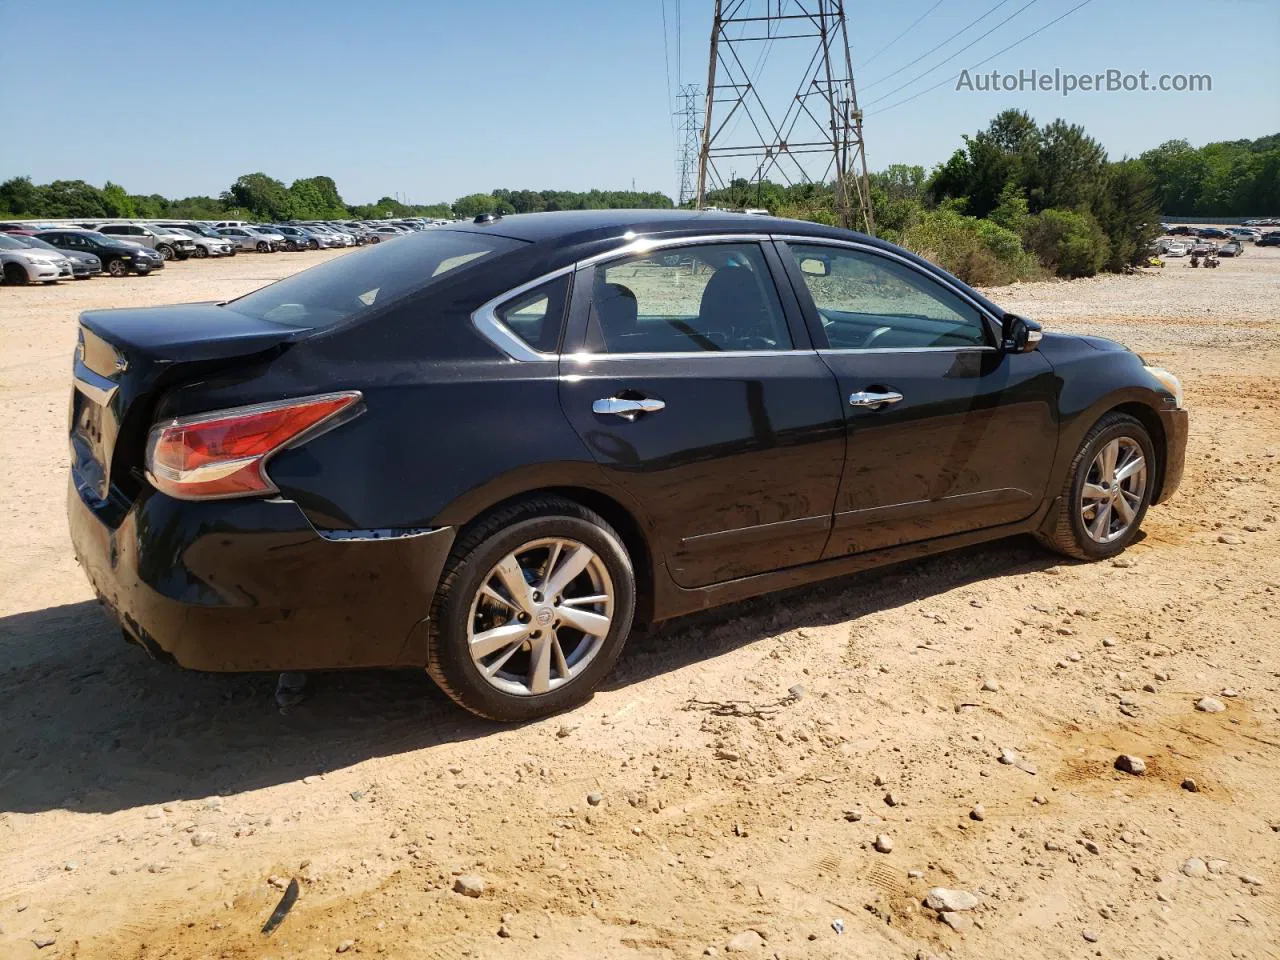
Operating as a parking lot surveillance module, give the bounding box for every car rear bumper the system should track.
[1155,407,1188,504]
[68,478,456,672]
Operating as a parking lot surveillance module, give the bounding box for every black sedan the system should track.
[67,211,1188,721]
[36,229,156,277]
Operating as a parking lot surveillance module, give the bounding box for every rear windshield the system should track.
[223,229,526,329]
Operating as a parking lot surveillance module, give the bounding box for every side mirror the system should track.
[1002,314,1042,353]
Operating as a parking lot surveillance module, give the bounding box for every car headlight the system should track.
[1144,366,1183,408]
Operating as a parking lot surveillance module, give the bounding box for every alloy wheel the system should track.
[1081,437,1147,543]
[466,537,614,697]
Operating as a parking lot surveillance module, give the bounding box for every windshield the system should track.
[19,236,58,251]
[0,235,31,250]
[224,230,525,329]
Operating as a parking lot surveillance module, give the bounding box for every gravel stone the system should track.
[453,874,485,897]
[337,940,354,953]
[1115,754,1147,775]
[925,888,980,912]
[726,930,765,952]
[1196,697,1226,713]
[1181,858,1209,879]
[969,803,985,821]
[873,834,894,853]
[981,679,999,692]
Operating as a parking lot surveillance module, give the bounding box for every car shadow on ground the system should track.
[0,535,1063,817]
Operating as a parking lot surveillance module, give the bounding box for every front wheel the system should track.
[194,245,209,258]
[156,244,174,261]
[1038,412,1156,561]
[307,238,319,250]
[3,262,29,285]
[256,241,270,253]
[105,258,127,277]
[427,497,636,721]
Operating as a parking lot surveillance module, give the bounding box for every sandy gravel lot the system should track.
[1,247,1278,960]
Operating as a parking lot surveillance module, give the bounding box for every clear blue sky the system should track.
[1,0,1276,204]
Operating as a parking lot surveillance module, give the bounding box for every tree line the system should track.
[0,172,674,226]
[2,116,1274,286]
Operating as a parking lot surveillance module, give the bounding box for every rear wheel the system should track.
[427,497,636,722]
[256,241,270,253]
[4,262,29,285]
[1038,412,1156,561]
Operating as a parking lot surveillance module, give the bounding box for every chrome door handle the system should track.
[593,397,666,417]
[848,390,904,409]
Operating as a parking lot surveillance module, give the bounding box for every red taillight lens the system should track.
[146,392,361,500]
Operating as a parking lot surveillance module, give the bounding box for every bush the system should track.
[902,209,1039,286]
[1021,208,1109,278]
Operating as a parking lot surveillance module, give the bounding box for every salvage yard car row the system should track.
[0,216,435,284]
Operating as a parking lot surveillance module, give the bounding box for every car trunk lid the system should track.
[70,303,306,513]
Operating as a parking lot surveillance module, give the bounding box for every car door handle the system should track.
[848,390,904,409]
[593,397,666,418]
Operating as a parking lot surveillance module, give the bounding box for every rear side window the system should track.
[586,242,791,354]
[494,276,570,354]
[225,230,527,329]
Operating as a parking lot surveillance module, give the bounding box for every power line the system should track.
[855,0,947,71]
[863,0,1042,108]
[861,0,1013,91]
[868,0,1098,116]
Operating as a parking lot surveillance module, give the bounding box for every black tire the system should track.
[106,258,127,277]
[256,241,270,253]
[4,262,29,285]
[369,235,380,243]
[156,244,174,261]
[307,238,319,250]
[194,246,209,258]
[427,496,636,722]
[1037,412,1157,561]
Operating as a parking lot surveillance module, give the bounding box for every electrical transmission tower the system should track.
[675,84,703,207]
[696,0,874,233]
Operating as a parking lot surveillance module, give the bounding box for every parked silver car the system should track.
[217,226,280,253]
[13,234,102,278]
[154,223,237,258]
[95,223,197,261]
[0,233,73,283]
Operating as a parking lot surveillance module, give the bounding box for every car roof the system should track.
[445,209,876,247]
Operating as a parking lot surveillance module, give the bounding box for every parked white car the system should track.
[1164,240,1189,257]
[0,233,73,283]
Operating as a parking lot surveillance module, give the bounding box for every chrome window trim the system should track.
[576,232,772,268]
[471,264,576,362]
[564,349,817,364]
[817,345,997,355]
[772,234,1002,349]
[474,231,1006,361]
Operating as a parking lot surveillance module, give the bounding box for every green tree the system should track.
[452,193,504,218]
[0,176,41,216]
[101,182,137,218]
[1022,208,1109,278]
[223,173,294,221]
[1098,160,1161,271]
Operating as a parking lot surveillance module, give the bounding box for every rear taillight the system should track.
[145,392,362,500]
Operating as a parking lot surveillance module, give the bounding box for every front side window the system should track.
[788,243,990,350]
[587,242,791,354]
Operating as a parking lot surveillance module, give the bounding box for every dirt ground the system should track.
[1,246,1278,960]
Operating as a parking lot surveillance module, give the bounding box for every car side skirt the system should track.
[649,500,1054,621]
